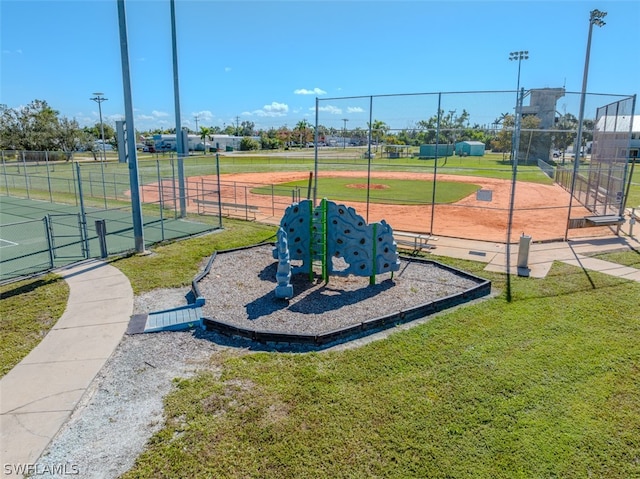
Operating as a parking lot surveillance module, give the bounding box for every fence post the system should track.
[171,158,178,219]
[75,163,90,257]
[43,215,55,269]
[72,161,79,206]
[200,177,205,214]
[95,219,108,258]
[100,152,107,209]
[22,151,30,199]
[244,185,249,221]
[2,151,9,195]
[45,151,53,203]
[156,160,166,241]
[215,153,222,228]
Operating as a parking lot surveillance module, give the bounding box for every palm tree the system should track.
[369,119,389,151]
[199,126,211,154]
[294,120,311,147]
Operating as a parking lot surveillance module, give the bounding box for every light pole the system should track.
[566,9,606,238]
[90,92,108,163]
[342,118,348,149]
[505,50,528,301]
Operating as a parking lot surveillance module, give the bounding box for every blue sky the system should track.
[1,0,638,133]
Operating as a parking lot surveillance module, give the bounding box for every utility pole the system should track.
[342,118,348,149]
[194,114,199,132]
[235,116,240,136]
[90,93,108,163]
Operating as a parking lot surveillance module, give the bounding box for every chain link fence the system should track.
[0,154,222,282]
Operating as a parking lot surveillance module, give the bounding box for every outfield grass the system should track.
[114,234,639,478]
[252,177,481,205]
[0,274,69,377]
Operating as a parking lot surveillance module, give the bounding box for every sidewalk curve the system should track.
[0,260,132,477]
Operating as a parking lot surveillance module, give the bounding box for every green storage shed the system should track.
[419,144,454,159]
[455,141,485,157]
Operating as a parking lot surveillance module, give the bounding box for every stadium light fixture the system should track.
[565,8,607,239]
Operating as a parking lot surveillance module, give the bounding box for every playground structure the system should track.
[273,198,401,299]
[128,198,490,346]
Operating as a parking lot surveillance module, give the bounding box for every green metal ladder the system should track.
[309,198,328,282]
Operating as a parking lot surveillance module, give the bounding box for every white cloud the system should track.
[224,67,232,72]
[347,107,365,113]
[191,110,214,122]
[294,88,327,95]
[243,101,289,117]
[316,105,342,115]
[151,110,169,118]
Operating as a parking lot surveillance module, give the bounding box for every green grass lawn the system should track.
[115,234,639,479]
[252,177,481,205]
[0,274,69,377]
[2,216,639,476]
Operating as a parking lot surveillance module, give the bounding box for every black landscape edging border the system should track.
[195,244,491,348]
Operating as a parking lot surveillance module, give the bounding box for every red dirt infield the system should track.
[142,170,612,243]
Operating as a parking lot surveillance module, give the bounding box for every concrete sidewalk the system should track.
[0,260,133,477]
[425,234,640,281]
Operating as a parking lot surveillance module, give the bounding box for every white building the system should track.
[152,133,255,152]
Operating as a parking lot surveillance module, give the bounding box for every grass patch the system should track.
[588,248,640,269]
[111,218,277,295]
[252,177,480,205]
[0,274,69,377]
[117,242,640,478]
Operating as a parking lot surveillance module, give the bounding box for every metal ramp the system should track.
[144,305,203,333]
[127,304,204,334]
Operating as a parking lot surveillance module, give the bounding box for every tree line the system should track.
[1,99,586,158]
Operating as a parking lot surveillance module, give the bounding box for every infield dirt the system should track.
[143,170,611,243]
